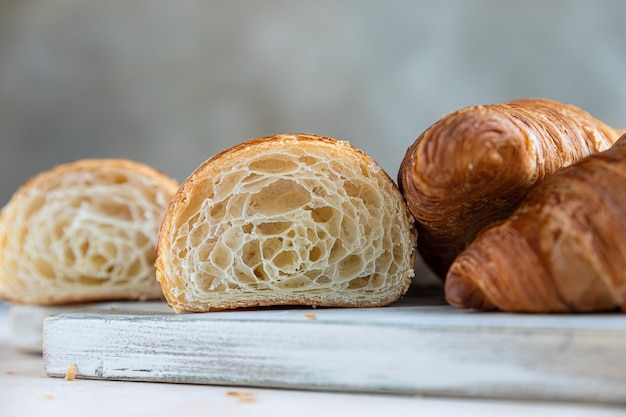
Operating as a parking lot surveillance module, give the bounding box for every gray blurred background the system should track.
[0,0,625,293]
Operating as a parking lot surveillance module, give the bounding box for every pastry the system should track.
[446,135,626,313]
[156,133,416,312]
[0,159,179,304]
[398,98,625,278]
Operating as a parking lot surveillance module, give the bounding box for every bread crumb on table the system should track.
[226,391,258,404]
[302,313,318,320]
[65,363,77,381]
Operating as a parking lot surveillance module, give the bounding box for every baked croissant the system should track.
[398,98,625,278]
[446,135,626,313]
[156,133,416,312]
[0,159,179,305]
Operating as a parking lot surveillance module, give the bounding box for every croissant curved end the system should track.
[445,269,496,310]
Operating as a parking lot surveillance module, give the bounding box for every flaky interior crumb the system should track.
[161,138,415,310]
[0,160,177,303]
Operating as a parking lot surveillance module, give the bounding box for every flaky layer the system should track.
[156,134,416,312]
[398,98,624,278]
[0,159,179,304]
[446,135,626,313]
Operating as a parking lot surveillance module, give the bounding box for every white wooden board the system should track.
[42,293,626,405]
[10,301,171,352]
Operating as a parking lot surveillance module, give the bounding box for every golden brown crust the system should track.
[156,133,416,312]
[0,158,179,305]
[398,98,624,278]
[446,135,626,313]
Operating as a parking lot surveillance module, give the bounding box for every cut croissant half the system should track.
[446,135,626,313]
[156,134,416,312]
[0,159,179,305]
[398,98,625,278]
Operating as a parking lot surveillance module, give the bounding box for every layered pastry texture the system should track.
[446,135,626,313]
[398,98,624,278]
[0,159,179,304]
[156,134,416,312]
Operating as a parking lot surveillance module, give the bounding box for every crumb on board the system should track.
[302,313,317,320]
[226,391,258,404]
[109,306,117,311]
[65,363,77,381]
[44,395,53,400]
[6,371,13,375]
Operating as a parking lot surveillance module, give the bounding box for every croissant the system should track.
[398,98,625,278]
[0,159,179,305]
[156,133,416,312]
[445,135,626,313]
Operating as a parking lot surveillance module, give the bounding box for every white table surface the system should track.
[1,304,625,417]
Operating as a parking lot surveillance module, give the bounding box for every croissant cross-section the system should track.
[0,159,179,305]
[156,134,416,312]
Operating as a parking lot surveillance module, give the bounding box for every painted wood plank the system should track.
[9,301,172,352]
[42,296,626,405]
